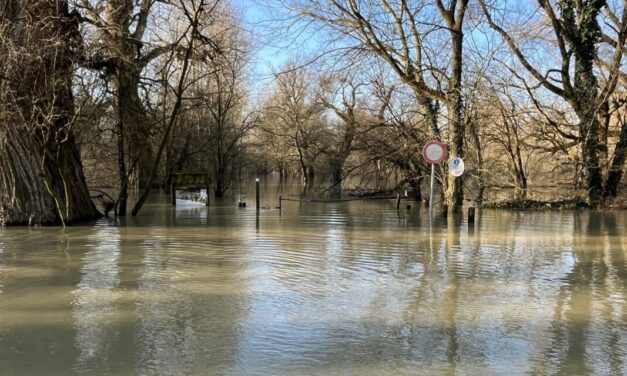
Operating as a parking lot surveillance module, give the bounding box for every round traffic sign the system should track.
[448,157,465,177]
[422,140,447,164]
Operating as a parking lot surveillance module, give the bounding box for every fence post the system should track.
[468,207,475,225]
[256,178,260,212]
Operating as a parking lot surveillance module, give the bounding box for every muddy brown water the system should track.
[0,183,625,375]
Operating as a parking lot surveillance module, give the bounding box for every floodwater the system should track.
[0,182,625,375]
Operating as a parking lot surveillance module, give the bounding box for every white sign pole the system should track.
[422,140,447,222]
[429,163,435,218]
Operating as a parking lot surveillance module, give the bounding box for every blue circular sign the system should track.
[448,157,465,177]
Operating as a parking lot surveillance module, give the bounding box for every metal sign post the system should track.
[429,163,435,217]
[422,140,447,219]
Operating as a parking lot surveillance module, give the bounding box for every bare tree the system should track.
[262,63,326,186]
[74,0,220,215]
[195,7,255,197]
[281,0,470,211]
[481,84,532,200]
[597,2,627,198]
[479,0,627,206]
[132,0,218,216]
[316,74,365,195]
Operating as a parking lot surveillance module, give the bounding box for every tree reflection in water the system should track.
[0,201,625,375]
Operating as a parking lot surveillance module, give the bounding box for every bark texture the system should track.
[0,0,100,225]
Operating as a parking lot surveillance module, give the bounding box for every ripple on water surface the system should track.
[0,201,625,375]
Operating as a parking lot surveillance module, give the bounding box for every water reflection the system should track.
[537,212,627,376]
[135,232,195,375]
[0,229,89,375]
[171,206,208,226]
[0,200,625,375]
[0,240,4,295]
[134,225,249,375]
[0,237,4,362]
[71,226,121,374]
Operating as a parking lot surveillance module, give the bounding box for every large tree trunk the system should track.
[604,120,627,198]
[0,128,99,225]
[105,0,154,215]
[572,27,605,206]
[0,0,100,225]
[408,177,423,201]
[446,96,465,212]
[579,114,604,205]
[445,23,466,213]
[329,159,344,198]
[113,67,154,215]
[214,164,229,198]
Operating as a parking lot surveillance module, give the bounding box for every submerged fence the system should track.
[276,194,475,224]
[278,194,410,210]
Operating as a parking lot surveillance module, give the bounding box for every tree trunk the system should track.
[408,177,422,201]
[214,180,226,198]
[604,120,627,198]
[573,58,604,205]
[446,97,465,213]
[116,117,128,216]
[468,116,484,206]
[115,67,154,213]
[445,24,466,213]
[104,1,154,212]
[561,1,606,207]
[214,165,229,198]
[307,166,315,182]
[0,0,100,225]
[579,113,604,206]
[330,159,343,198]
[0,128,99,225]
[514,175,528,201]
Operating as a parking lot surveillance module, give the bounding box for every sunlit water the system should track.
[0,182,625,375]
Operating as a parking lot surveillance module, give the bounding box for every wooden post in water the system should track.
[171,185,176,206]
[396,194,401,210]
[256,178,260,212]
[279,196,282,212]
[468,207,475,224]
[205,180,210,206]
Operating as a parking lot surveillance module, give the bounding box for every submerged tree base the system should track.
[604,195,627,210]
[484,198,592,210]
[485,188,627,210]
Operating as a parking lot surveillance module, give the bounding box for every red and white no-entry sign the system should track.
[422,140,447,164]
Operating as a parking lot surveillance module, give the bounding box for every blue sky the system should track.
[237,0,292,78]
[233,0,333,103]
